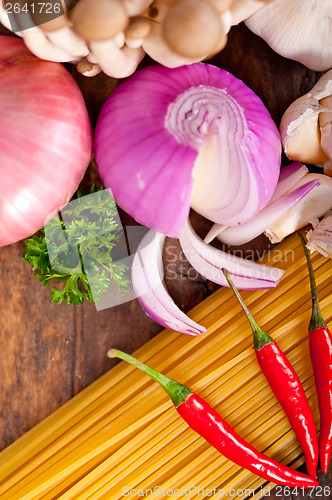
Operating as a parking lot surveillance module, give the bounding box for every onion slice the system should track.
[204,162,309,244]
[267,162,309,204]
[207,178,319,246]
[131,229,206,335]
[179,221,284,289]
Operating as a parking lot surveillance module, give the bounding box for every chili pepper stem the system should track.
[107,349,192,407]
[222,268,273,350]
[297,233,327,330]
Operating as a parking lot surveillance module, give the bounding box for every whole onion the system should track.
[0,36,92,247]
[94,63,281,238]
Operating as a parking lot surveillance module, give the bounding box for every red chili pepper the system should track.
[299,232,332,473]
[222,268,319,479]
[108,348,318,488]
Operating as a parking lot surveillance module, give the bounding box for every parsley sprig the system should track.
[22,187,130,305]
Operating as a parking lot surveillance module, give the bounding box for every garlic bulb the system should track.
[245,0,332,71]
[279,70,332,176]
[306,212,332,259]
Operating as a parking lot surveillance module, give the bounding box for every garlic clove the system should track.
[245,0,332,72]
[264,173,332,244]
[281,106,328,165]
[319,95,332,175]
[280,69,332,170]
[306,212,332,259]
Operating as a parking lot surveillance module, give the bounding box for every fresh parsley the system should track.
[22,186,130,305]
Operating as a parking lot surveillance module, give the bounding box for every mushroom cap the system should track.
[125,16,151,39]
[34,14,70,32]
[162,0,224,59]
[69,0,129,41]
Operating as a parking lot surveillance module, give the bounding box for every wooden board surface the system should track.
[0,22,331,500]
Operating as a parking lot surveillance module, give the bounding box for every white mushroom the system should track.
[76,58,102,77]
[142,0,229,66]
[45,26,89,58]
[245,0,332,71]
[125,16,151,49]
[21,25,77,62]
[69,0,129,41]
[162,0,226,59]
[123,0,152,16]
[89,38,145,78]
[142,19,204,67]
[0,0,13,31]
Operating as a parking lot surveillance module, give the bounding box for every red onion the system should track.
[131,219,284,334]
[95,63,281,238]
[132,229,206,335]
[0,36,92,247]
[204,162,309,243]
[206,178,319,246]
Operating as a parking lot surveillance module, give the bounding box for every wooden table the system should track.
[0,22,331,499]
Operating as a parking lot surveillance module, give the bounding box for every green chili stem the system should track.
[297,233,326,330]
[107,349,192,407]
[222,268,273,350]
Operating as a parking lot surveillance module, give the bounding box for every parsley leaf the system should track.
[22,187,130,306]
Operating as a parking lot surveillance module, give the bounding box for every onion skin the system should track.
[95,63,281,238]
[0,36,92,247]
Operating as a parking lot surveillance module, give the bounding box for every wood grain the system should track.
[0,21,331,500]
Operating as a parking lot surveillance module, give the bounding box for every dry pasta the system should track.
[0,232,331,499]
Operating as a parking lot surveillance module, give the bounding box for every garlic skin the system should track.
[279,70,332,176]
[306,213,332,259]
[264,174,332,244]
[245,0,332,72]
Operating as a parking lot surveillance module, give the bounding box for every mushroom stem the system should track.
[21,26,76,62]
[89,39,144,78]
[76,58,102,77]
[46,26,89,58]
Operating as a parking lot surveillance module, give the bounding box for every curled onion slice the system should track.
[204,162,309,243]
[205,178,319,246]
[95,63,281,238]
[131,229,206,335]
[267,162,309,204]
[179,221,284,290]
[183,220,284,284]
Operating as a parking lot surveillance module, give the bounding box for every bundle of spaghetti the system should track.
[0,232,330,499]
